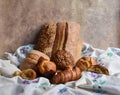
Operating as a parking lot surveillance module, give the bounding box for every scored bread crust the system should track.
[52,22,66,56]
[35,22,83,63]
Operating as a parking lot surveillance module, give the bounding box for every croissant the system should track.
[76,56,97,71]
[50,67,81,84]
[87,64,109,75]
[13,69,37,80]
[21,69,37,80]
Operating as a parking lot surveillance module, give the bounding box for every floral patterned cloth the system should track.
[0,43,120,95]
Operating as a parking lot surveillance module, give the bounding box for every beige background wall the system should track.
[0,0,120,56]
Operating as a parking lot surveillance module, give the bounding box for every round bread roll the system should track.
[51,50,74,70]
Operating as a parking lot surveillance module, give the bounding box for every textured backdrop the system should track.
[0,0,120,56]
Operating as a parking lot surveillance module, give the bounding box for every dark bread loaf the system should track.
[35,23,57,57]
[35,22,83,63]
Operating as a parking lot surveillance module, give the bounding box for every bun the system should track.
[52,50,74,70]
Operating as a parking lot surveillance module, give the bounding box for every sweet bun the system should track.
[37,57,56,75]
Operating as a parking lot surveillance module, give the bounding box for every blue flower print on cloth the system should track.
[4,44,34,66]
[89,72,106,93]
[14,44,34,63]
[111,47,120,56]
[97,48,120,75]
[75,72,107,94]
[22,77,50,90]
[57,87,68,95]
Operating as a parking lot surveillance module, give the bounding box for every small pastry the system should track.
[51,50,74,70]
[76,56,97,71]
[87,64,109,75]
[37,57,56,75]
[21,69,37,80]
[13,71,22,76]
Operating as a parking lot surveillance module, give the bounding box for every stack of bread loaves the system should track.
[13,22,109,84]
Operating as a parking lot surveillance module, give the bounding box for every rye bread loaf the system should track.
[35,23,57,57]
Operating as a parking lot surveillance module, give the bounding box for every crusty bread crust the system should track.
[35,22,83,63]
[35,23,57,57]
